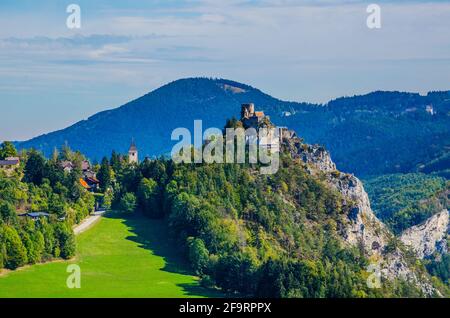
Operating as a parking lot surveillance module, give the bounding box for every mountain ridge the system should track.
[15,77,450,177]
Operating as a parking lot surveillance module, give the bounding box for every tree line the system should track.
[101,145,429,297]
[0,143,94,270]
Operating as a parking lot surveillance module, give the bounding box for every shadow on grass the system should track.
[105,211,223,298]
[178,283,226,298]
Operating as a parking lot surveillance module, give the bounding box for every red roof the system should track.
[79,178,91,189]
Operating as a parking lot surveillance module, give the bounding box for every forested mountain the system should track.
[2,117,449,297]
[364,173,449,234]
[98,124,448,297]
[15,78,450,177]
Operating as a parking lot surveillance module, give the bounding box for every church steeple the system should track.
[128,138,138,164]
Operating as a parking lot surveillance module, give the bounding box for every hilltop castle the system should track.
[239,103,298,152]
[240,103,267,129]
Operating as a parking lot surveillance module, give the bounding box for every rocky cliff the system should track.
[400,210,449,259]
[283,136,439,296]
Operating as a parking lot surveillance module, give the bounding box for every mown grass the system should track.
[0,212,220,298]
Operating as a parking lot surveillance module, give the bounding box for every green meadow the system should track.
[0,212,219,298]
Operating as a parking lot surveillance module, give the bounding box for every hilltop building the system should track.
[128,139,139,164]
[240,103,281,152]
[241,103,267,129]
[239,103,299,152]
[59,159,99,191]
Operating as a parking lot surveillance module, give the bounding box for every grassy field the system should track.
[0,212,219,298]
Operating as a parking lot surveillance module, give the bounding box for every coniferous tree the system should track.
[97,157,112,191]
[110,150,122,173]
[24,150,46,185]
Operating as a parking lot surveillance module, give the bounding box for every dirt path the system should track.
[73,210,106,235]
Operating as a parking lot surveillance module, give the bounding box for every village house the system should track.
[81,160,90,171]
[60,160,74,173]
[60,159,100,191]
[19,212,66,221]
[21,212,50,220]
[0,156,20,176]
[81,175,100,191]
[81,160,100,191]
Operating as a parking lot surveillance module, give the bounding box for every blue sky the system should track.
[1,0,450,141]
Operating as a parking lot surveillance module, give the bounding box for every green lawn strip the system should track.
[0,212,220,298]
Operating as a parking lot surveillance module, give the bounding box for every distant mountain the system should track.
[288,91,450,177]
[16,78,450,177]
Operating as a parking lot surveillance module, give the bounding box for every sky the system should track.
[0,0,450,141]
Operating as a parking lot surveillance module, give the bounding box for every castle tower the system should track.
[128,139,138,164]
[241,103,255,119]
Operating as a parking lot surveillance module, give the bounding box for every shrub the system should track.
[54,223,76,259]
[137,178,162,218]
[187,237,210,275]
[119,192,137,214]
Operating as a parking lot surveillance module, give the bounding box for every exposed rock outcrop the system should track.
[284,139,336,173]
[329,173,388,256]
[285,140,390,257]
[283,137,439,296]
[400,210,449,259]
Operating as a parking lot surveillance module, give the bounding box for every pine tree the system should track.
[97,157,112,191]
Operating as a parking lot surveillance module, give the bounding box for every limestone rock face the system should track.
[287,140,388,255]
[400,210,449,259]
[300,145,337,173]
[329,174,388,256]
[286,141,337,173]
[283,137,438,296]
[324,173,431,291]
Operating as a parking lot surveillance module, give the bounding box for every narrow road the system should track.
[73,210,106,235]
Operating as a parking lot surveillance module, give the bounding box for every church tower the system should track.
[128,139,138,164]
